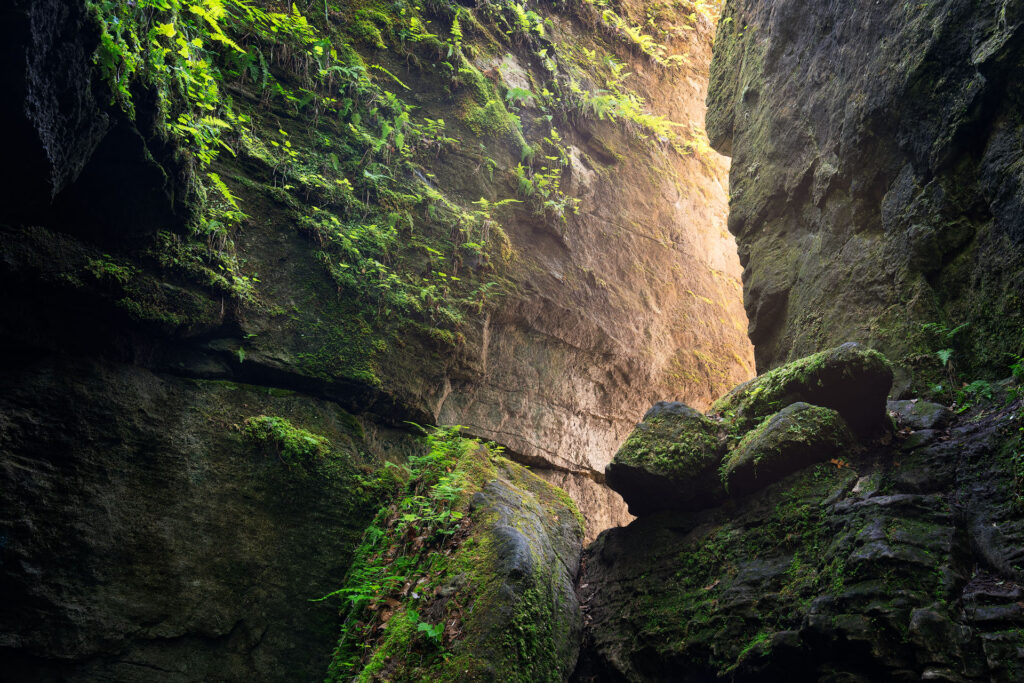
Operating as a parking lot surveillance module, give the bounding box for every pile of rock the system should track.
[606,342,894,515]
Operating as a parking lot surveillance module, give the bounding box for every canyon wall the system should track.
[707,0,1024,391]
[0,0,749,677]
[574,1,1024,679]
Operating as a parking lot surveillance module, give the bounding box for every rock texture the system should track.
[721,402,853,496]
[329,447,584,682]
[0,0,752,677]
[577,358,1024,681]
[711,342,894,437]
[707,0,1024,388]
[605,343,891,516]
[0,356,411,681]
[0,0,753,543]
[605,402,725,516]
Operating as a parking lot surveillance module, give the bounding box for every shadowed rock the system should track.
[605,402,726,516]
[721,403,854,497]
[889,399,953,431]
[711,342,894,438]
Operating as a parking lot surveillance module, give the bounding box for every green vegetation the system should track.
[244,414,331,465]
[78,0,722,387]
[614,408,721,480]
[920,321,970,400]
[325,426,478,679]
[323,425,582,681]
[642,464,856,675]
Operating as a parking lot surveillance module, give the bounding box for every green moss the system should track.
[327,427,580,681]
[243,415,357,480]
[633,464,856,675]
[720,403,852,495]
[711,344,893,435]
[463,98,524,141]
[613,407,722,480]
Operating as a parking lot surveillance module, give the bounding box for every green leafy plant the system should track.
[921,321,970,401]
[323,426,477,679]
[955,379,993,413]
[1010,354,1024,402]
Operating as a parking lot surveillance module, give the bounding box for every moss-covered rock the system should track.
[0,356,408,681]
[605,402,726,516]
[721,403,854,497]
[888,399,953,431]
[577,395,1024,681]
[707,0,1024,383]
[711,342,893,438]
[327,432,584,682]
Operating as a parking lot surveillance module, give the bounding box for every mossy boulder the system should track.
[722,403,854,497]
[605,402,726,516]
[328,436,584,682]
[888,399,953,431]
[711,343,894,438]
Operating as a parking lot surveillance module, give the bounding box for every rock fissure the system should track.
[4,0,1024,680]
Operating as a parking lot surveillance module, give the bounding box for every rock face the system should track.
[721,402,853,496]
[578,351,1024,681]
[0,357,408,681]
[605,402,726,516]
[707,0,1024,387]
[327,442,584,682]
[711,343,894,437]
[0,0,752,677]
[0,0,753,543]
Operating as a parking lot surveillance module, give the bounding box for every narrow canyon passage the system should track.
[2,0,1023,681]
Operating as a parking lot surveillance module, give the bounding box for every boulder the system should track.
[327,446,584,681]
[888,399,953,431]
[711,343,894,438]
[721,403,854,497]
[605,402,726,516]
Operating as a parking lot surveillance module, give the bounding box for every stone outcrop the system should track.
[0,357,405,681]
[710,342,894,437]
[578,350,1024,681]
[0,0,753,544]
[605,343,890,515]
[328,445,584,681]
[605,402,726,516]
[707,0,1024,390]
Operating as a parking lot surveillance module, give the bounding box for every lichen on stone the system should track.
[720,402,854,496]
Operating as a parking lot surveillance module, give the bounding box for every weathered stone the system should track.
[576,394,1024,682]
[605,402,726,516]
[889,399,954,431]
[722,403,854,497]
[711,342,894,437]
[901,429,940,451]
[707,0,1024,384]
[0,357,402,681]
[329,449,584,682]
